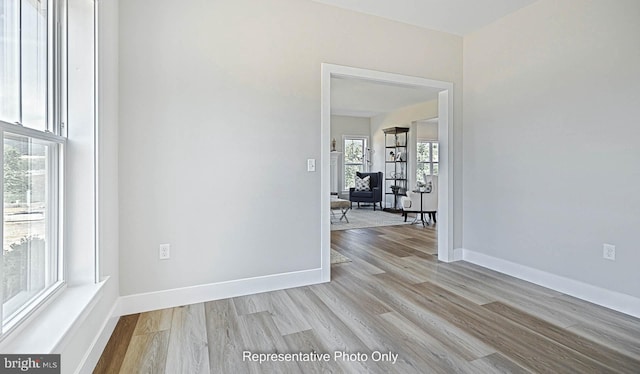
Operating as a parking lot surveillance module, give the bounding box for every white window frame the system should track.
[342,135,369,192]
[416,139,439,182]
[0,0,66,339]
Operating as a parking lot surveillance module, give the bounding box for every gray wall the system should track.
[330,115,371,154]
[417,120,438,140]
[118,0,463,296]
[463,0,640,297]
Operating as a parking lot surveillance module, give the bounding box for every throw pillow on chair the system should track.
[354,175,371,191]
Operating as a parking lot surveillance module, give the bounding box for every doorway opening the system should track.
[320,64,454,282]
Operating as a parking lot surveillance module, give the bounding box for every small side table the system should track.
[412,188,434,227]
[417,190,428,227]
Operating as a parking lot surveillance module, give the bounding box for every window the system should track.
[416,140,438,182]
[343,136,368,190]
[1,0,65,336]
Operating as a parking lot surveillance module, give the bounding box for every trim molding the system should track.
[462,249,640,318]
[117,268,325,316]
[75,303,119,374]
[321,63,455,264]
[452,248,464,261]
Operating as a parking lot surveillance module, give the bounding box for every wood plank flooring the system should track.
[95,225,640,373]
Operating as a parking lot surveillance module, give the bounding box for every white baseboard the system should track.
[452,248,464,261]
[117,267,325,316]
[75,304,119,374]
[462,249,640,318]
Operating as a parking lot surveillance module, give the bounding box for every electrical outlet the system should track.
[159,243,171,260]
[307,158,316,172]
[603,243,615,261]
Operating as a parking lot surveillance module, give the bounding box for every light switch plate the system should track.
[307,158,316,172]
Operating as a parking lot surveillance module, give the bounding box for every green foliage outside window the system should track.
[344,139,365,189]
[344,140,363,163]
[4,145,28,204]
[416,141,438,183]
[3,236,45,301]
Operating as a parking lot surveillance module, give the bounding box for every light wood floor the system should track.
[95,225,640,373]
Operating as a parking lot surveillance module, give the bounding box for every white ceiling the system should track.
[311,0,538,35]
[331,77,441,118]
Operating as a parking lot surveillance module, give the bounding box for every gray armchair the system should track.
[349,172,383,211]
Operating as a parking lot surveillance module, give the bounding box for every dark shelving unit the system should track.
[383,126,409,213]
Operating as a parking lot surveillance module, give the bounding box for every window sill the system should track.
[0,277,109,353]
